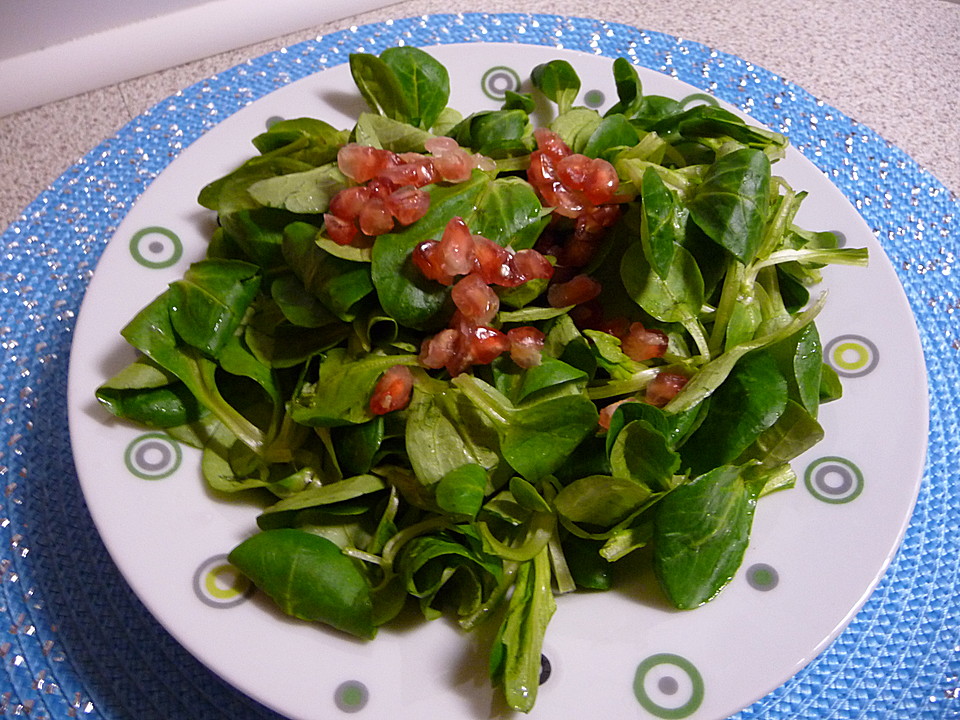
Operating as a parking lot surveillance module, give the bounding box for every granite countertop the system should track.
[1,0,958,233]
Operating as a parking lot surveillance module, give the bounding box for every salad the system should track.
[95,47,868,712]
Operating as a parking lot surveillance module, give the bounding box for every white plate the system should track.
[67,42,927,720]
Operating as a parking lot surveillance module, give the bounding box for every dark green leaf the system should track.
[229,529,375,638]
[688,147,771,265]
[379,46,450,130]
[653,465,756,609]
[531,60,580,114]
[435,463,488,518]
[681,350,788,476]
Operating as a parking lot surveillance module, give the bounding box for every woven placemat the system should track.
[1,13,957,719]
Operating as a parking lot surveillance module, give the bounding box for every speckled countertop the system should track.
[1,0,958,233]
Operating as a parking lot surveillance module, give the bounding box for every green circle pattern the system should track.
[124,433,182,480]
[634,653,705,718]
[334,680,369,713]
[583,89,606,107]
[129,226,183,269]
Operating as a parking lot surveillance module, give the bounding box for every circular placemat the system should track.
[1,12,957,720]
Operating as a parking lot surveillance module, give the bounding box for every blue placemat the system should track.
[1,13,957,719]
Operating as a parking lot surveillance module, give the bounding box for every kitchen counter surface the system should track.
[1,0,958,233]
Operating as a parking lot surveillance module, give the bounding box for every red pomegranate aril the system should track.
[328,185,371,221]
[513,248,554,282]
[547,273,602,307]
[412,240,454,285]
[385,186,430,225]
[551,185,588,218]
[598,398,637,431]
[528,149,559,184]
[452,273,499,324]
[434,150,474,183]
[424,136,460,155]
[472,235,519,286]
[323,213,359,246]
[419,328,462,369]
[438,217,477,277]
[379,156,437,187]
[583,158,620,205]
[645,372,688,408]
[366,176,399,199]
[472,153,497,172]
[369,365,414,415]
[556,154,593,191]
[338,144,394,183]
[507,326,545,368]
[358,197,395,236]
[466,325,510,364]
[576,204,621,239]
[621,322,669,362]
[569,299,605,330]
[533,128,571,160]
[557,237,599,268]
[599,316,631,339]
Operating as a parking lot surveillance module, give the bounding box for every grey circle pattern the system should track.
[124,433,182,480]
[824,334,880,378]
[747,563,780,591]
[804,456,865,504]
[583,89,605,108]
[481,66,521,100]
[334,680,370,713]
[192,554,254,609]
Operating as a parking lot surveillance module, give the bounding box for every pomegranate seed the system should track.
[424,136,460,155]
[645,372,688,408]
[507,326,545,368]
[451,273,499,324]
[557,237,599,267]
[358,197,395,236]
[528,150,558,184]
[547,274,602,307]
[465,325,510,364]
[419,328,463,369]
[598,398,637,430]
[576,204,621,239]
[369,365,414,415]
[366,176,399,199]
[533,128,571,160]
[621,322,669,362]
[412,240,454,285]
[379,156,437,187]
[323,213,359,246]
[385,186,430,225]
[434,150,474,183]
[583,158,620,205]
[472,153,497,172]
[438,217,477,277]
[569,299,605,330]
[552,185,588,218]
[512,248,554,282]
[328,185,371,221]
[338,144,396,183]
[473,235,521,286]
[556,154,593,191]
[599,316,630,339]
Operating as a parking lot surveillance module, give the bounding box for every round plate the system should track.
[66,39,927,720]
